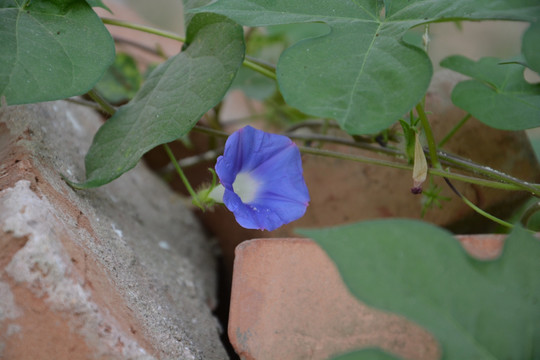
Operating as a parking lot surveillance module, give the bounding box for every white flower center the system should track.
[233,172,260,204]
[208,184,225,203]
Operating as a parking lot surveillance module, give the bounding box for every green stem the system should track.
[444,178,514,228]
[242,58,277,80]
[101,18,186,42]
[163,143,203,210]
[87,89,116,116]
[298,146,524,192]
[112,36,168,60]
[429,169,522,192]
[416,102,441,169]
[438,113,471,147]
[100,18,277,81]
[192,125,229,138]
[520,201,540,227]
[461,196,514,228]
[290,130,540,195]
[291,132,402,158]
[437,151,540,196]
[245,55,276,72]
[285,119,340,132]
[66,97,106,112]
[299,146,411,171]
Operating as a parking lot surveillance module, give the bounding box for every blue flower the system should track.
[212,126,309,231]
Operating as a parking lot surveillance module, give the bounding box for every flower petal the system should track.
[215,125,296,189]
[222,190,308,231]
[250,142,309,206]
[215,125,309,231]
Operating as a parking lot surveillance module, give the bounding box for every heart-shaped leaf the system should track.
[299,221,540,359]
[71,13,245,188]
[441,56,540,130]
[0,0,114,105]
[193,0,540,134]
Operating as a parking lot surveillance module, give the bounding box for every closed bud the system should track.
[412,132,428,194]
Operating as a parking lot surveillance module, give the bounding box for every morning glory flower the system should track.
[210,125,309,231]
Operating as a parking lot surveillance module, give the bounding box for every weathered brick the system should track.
[0,102,226,359]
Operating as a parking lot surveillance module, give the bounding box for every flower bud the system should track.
[412,132,428,194]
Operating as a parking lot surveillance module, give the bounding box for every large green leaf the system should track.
[299,221,540,359]
[193,0,540,134]
[0,0,114,105]
[441,56,540,130]
[70,13,245,188]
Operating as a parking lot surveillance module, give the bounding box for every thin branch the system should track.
[101,18,185,42]
[66,97,107,113]
[242,59,277,80]
[159,148,223,174]
[101,17,277,80]
[436,150,540,196]
[299,146,525,192]
[113,36,168,59]
[443,178,514,229]
[163,143,203,210]
[288,132,403,158]
[245,55,276,72]
[87,89,116,116]
[438,113,471,147]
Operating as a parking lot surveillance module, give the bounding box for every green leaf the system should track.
[331,348,402,360]
[71,13,245,188]
[232,23,329,101]
[183,0,213,27]
[522,22,540,74]
[0,0,114,105]
[441,56,540,130]
[94,53,143,105]
[193,0,540,134]
[298,220,540,359]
